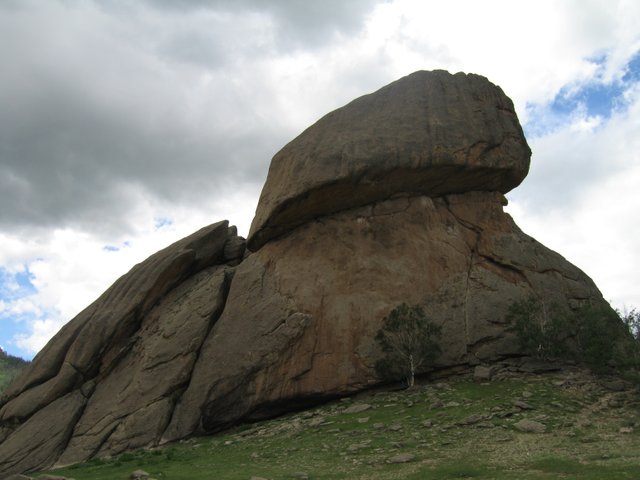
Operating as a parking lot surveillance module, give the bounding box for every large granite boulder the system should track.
[0,70,612,476]
[248,70,531,250]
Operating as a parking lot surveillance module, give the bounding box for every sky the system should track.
[1,0,639,360]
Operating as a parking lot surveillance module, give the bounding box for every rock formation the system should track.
[0,70,610,476]
[248,70,531,250]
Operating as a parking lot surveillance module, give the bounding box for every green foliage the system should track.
[621,308,640,341]
[574,305,625,372]
[507,297,640,373]
[374,303,442,388]
[0,349,29,393]
[506,297,571,360]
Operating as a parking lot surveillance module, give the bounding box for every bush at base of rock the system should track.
[507,297,640,374]
[506,297,571,360]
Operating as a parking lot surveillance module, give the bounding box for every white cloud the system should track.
[14,317,64,355]
[0,298,42,317]
[507,82,640,309]
[1,183,260,356]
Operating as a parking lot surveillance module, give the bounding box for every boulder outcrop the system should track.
[248,70,531,250]
[0,70,612,476]
[0,221,244,474]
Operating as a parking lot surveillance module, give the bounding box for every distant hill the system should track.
[0,348,29,393]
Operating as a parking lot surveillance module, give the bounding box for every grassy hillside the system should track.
[38,366,640,480]
[0,349,28,393]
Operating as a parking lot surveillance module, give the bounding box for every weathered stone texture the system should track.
[248,70,531,250]
[207,192,601,409]
[0,221,242,475]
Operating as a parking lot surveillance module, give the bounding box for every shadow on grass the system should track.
[529,456,640,479]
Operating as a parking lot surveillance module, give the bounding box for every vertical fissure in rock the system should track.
[463,244,476,355]
[92,309,145,381]
[443,198,482,354]
[54,393,96,468]
[160,268,236,441]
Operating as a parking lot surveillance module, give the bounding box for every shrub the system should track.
[574,305,624,372]
[621,308,640,341]
[507,297,640,373]
[374,303,442,388]
[506,296,571,360]
[613,308,640,370]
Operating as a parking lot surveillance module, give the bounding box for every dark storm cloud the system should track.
[0,76,284,235]
[146,0,381,49]
[1,0,377,236]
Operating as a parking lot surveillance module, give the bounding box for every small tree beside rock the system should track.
[374,303,442,388]
[506,296,570,360]
[507,297,640,374]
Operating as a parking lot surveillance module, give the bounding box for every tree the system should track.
[374,303,442,388]
[506,296,571,360]
[507,297,640,374]
[575,305,623,372]
[621,308,640,342]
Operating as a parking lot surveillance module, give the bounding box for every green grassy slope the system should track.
[40,368,640,480]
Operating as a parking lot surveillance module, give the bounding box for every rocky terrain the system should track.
[32,365,640,479]
[0,70,616,477]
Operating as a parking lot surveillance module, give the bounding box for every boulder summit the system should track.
[0,70,609,476]
[248,70,531,250]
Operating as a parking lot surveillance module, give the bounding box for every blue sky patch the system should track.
[103,240,131,252]
[0,266,37,300]
[0,266,42,359]
[550,81,626,118]
[154,217,174,230]
[623,51,640,82]
[524,50,640,138]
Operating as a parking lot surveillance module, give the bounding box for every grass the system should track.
[37,368,640,479]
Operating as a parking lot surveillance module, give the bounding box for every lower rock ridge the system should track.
[0,70,613,476]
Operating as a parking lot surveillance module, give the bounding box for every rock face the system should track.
[0,70,611,476]
[0,221,245,474]
[248,70,531,251]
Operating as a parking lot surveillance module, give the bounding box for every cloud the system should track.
[14,317,63,355]
[145,0,380,50]
[0,183,260,358]
[513,63,640,208]
[507,80,640,308]
[0,1,295,237]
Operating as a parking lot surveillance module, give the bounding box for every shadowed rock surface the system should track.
[0,70,612,476]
